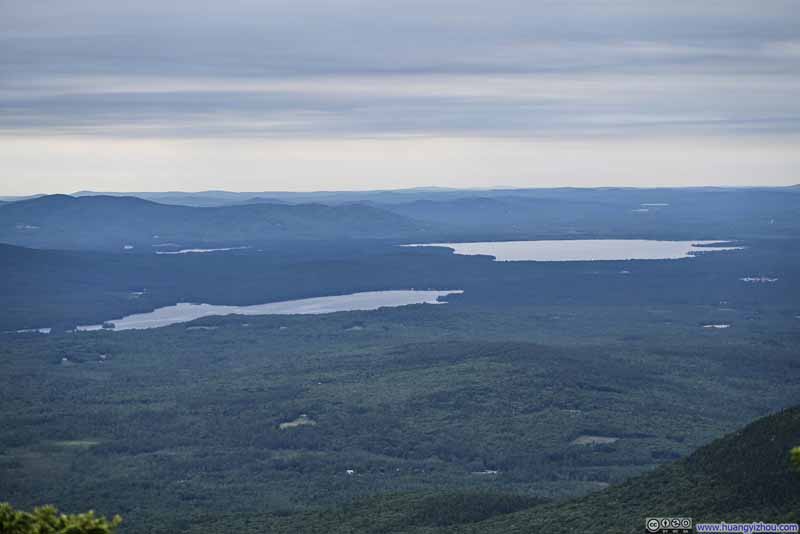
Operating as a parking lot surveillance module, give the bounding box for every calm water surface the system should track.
[155,246,250,255]
[77,289,463,331]
[404,240,741,262]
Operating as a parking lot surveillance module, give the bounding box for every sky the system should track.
[1,0,799,194]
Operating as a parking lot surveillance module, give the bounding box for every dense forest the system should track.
[191,406,800,533]
[2,301,798,532]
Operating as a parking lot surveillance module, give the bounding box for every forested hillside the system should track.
[190,406,800,533]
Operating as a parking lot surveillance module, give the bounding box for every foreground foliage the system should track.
[0,503,121,534]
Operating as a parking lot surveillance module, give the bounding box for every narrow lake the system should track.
[77,289,463,331]
[404,240,741,262]
[155,246,251,255]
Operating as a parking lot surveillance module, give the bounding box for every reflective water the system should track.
[77,289,463,331]
[404,240,741,262]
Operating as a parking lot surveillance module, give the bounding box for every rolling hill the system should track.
[0,195,426,250]
[39,187,800,246]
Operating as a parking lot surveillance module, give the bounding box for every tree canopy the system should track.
[0,503,121,534]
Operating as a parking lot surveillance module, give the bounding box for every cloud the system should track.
[2,1,799,137]
[1,71,798,138]
[0,1,798,190]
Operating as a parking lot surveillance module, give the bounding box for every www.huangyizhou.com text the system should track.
[695,522,799,533]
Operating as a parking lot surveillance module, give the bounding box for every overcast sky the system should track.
[1,0,799,194]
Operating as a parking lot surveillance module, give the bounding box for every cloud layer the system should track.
[1,1,798,191]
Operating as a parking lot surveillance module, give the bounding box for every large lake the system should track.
[404,240,741,262]
[77,289,462,331]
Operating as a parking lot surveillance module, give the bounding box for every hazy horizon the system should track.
[2,182,799,199]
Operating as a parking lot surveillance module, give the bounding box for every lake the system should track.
[155,246,250,255]
[404,240,741,262]
[77,289,463,331]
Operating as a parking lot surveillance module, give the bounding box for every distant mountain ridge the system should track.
[69,188,470,207]
[0,194,426,250]
[0,186,797,208]
[62,185,800,208]
[2,187,799,250]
